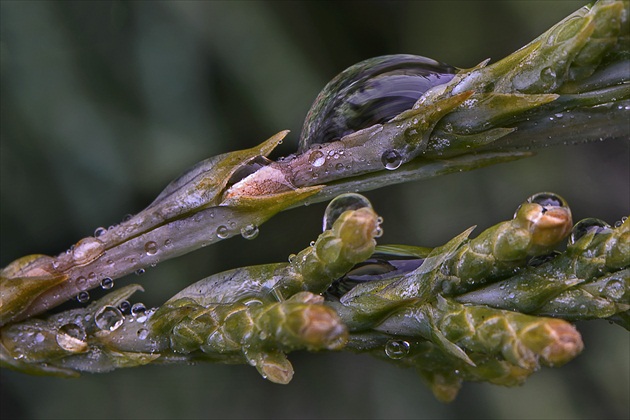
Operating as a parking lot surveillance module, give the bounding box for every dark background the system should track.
[1,1,628,419]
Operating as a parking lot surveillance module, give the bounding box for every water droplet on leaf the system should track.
[216,225,229,239]
[72,237,104,265]
[101,277,114,290]
[144,241,158,255]
[95,305,124,331]
[241,224,259,240]
[77,291,90,303]
[308,150,326,167]
[381,150,402,170]
[568,218,610,245]
[385,339,410,359]
[322,193,373,231]
[56,324,87,352]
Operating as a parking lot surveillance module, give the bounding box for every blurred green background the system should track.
[1,1,628,419]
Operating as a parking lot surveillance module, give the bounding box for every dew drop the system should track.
[216,225,229,239]
[385,339,410,359]
[101,277,114,290]
[76,276,89,291]
[240,224,259,240]
[95,305,124,331]
[77,291,90,303]
[164,239,173,247]
[35,332,45,343]
[308,150,326,167]
[131,303,148,322]
[144,241,158,255]
[135,268,146,276]
[72,237,105,265]
[56,324,87,352]
[137,328,149,340]
[381,149,403,170]
[119,300,131,313]
[288,254,297,263]
[322,193,373,231]
[94,227,107,237]
[568,218,610,245]
[603,279,625,300]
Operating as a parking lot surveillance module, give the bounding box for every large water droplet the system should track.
[144,241,158,255]
[216,225,229,239]
[323,193,373,231]
[385,339,410,359]
[568,218,610,245]
[381,150,402,170]
[241,224,259,240]
[308,150,326,167]
[56,324,87,353]
[72,237,105,265]
[94,305,124,331]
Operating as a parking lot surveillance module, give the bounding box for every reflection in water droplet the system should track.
[381,150,402,170]
[322,193,373,231]
[94,227,107,237]
[568,218,610,245]
[95,305,124,331]
[385,339,410,359]
[241,224,259,240]
[56,324,87,352]
[101,277,114,290]
[77,291,90,303]
[145,241,158,255]
[308,150,326,167]
[217,225,229,239]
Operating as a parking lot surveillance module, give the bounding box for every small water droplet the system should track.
[34,332,45,343]
[381,150,402,170]
[373,226,383,238]
[101,277,114,290]
[385,339,410,359]
[240,224,259,240]
[144,241,158,255]
[603,279,625,300]
[309,241,315,247]
[164,239,173,247]
[137,329,149,340]
[76,276,88,291]
[94,227,107,237]
[308,150,326,167]
[131,303,147,322]
[216,225,229,239]
[135,268,146,276]
[288,254,297,263]
[122,214,133,222]
[95,305,124,331]
[77,291,90,303]
[119,300,131,313]
[322,193,373,231]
